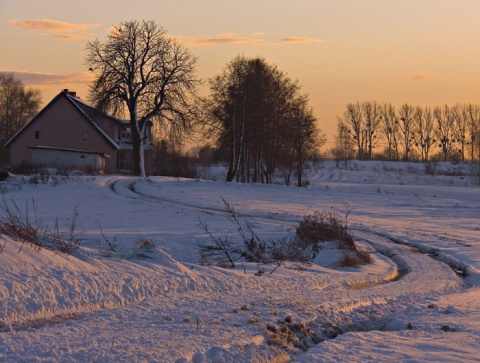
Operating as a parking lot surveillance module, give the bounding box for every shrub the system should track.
[0,170,9,181]
[198,199,369,270]
[137,236,155,250]
[11,161,34,175]
[198,199,309,268]
[295,209,355,258]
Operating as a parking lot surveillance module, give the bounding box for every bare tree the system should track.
[0,73,41,164]
[333,122,355,169]
[337,102,365,159]
[396,104,415,161]
[337,101,382,160]
[465,104,480,163]
[451,104,469,162]
[85,20,200,176]
[379,102,399,161]
[412,106,435,162]
[362,101,381,159]
[433,105,455,161]
[288,97,324,186]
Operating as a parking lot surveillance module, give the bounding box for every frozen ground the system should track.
[0,160,479,362]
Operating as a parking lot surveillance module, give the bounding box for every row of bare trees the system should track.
[336,101,480,162]
[203,56,324,185]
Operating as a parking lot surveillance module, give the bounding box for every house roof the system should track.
[4,90,127,149]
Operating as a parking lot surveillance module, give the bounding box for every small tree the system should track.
[85,20,200,176]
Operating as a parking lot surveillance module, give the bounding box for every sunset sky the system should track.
[1,0,480,143]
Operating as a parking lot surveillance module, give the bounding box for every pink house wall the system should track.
[9,95,119,172]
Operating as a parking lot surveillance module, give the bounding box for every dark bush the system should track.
[0,170,9,181]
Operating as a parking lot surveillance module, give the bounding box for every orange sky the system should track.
[1,0,480,144]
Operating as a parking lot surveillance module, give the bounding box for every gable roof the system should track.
[5,90,125,149]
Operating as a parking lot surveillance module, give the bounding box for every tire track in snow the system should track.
[108,177,301,223]
[293,229,464,354]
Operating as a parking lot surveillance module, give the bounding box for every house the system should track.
[5,89,154,175]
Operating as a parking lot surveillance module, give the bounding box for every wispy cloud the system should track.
[4,71,93,91]
[178,32,327,47]
[10,19,101,41]
[410,73,431,81]
[178,32,261,46]
[1,70,94,103]
[280,37,325,44]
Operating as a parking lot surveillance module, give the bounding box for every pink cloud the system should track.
[280,37,325,44]
[177,32,262,46]
[10,19,101,41]
[4,71,93,87]
[410,73,431,81]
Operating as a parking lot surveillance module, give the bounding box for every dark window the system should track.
[121,127,131,140]
[119,154,132,171]
[35,131,40,139]
[83,132,88,140]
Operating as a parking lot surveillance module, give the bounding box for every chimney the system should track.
[62,89,77,97]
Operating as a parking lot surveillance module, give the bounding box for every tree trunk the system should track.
[131,121,141,176]
[130,114,147,177]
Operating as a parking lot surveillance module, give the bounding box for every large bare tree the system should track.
[206,56,322,184]
[0,72,41,164]
[85,20,200,176]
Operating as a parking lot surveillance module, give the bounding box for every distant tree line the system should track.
[334,101,480,162]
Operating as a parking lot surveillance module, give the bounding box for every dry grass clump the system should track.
[263,316,322,352]
[0,197,82,254]
[199,199,371,269]
[295,207,371,267]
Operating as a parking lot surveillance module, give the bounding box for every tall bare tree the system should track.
[397,104,415,161]
[379,102,399,161]
[0,72,41,164]
[337,102,365,159]
[333,123,356,169]
[337,101,382,160]
[451,104,469,162]
[465,104,480,162]
[433,104,455,161]
[412,106,435,161]
[85,20,200,176]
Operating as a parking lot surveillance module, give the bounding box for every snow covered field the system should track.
[0,160,479,363]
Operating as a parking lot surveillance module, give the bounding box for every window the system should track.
[35,131,40,139]
[121,127,131,140]
[119,154,132,171]
[83,132,88,140]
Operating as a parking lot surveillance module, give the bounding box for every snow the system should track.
[0,160,479,362]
